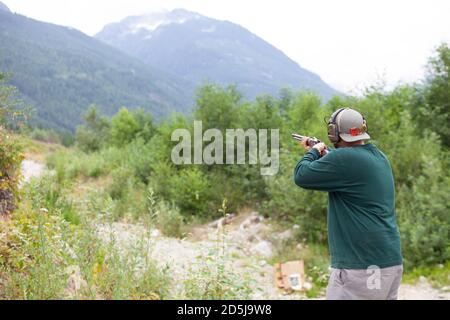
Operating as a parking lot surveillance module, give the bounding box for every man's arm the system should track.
[294,148,344,192]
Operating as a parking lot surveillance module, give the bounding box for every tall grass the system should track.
[181,201,252,299]
[0,175,170,300]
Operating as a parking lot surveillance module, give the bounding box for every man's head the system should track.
[327,108,370,147]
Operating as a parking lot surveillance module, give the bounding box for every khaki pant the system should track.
[326,265,403,300]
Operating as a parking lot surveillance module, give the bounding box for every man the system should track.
[294,107,403,300]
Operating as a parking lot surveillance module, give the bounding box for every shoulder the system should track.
[321,148,344,166]
[326,147,350,159]
[326,145,368,163]
[371,143,387,156]
[370,144,392,164]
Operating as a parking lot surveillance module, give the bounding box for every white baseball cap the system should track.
[336,108,370,142]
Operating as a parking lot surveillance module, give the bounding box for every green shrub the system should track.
[110,108,139,146]
[105,167,148,220]
[0,74,24,214]
[0,133,23,215]
[107,167,134,200]
[167,167,212,217]
[24,175,80,226]
[124,138,155,184]
[92,228,170,300]
[28,127,61,144]
[396,149,450,268]
[75,105,110,153]
[147,188,184,238]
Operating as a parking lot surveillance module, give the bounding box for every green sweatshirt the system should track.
[294,143,402,269]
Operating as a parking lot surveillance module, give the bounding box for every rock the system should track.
[303,281,313,291]
[419,276,427,284]
[251,241,273,258]
[151,229,161,238]
[277,229,294,241]
[249,213,263,224]
[209,213,236,229]
[293,224,300,230]
[240,214,264,230]
[247,233,260,243]
[20,160,46,185]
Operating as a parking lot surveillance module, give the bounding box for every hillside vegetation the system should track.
[0,9,194,132]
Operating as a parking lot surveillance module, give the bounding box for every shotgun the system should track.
[292,133,329,155]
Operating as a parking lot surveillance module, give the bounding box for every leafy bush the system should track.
[109,108,140,146]
[28,127,61,144]
[396,150,450,268]
[123,138,155,184]
[0,133,23,215]
[75,105,110,152]
[0,72,24,216]
[25,174,81,226]
[147,188,185,238]
[411,43,450,148]
[167,167,212,217]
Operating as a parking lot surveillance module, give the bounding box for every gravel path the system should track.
[20,159,46,186]
[398,279,449,300]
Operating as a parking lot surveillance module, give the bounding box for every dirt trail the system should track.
[398,279,449,300]
[20,159,46,185]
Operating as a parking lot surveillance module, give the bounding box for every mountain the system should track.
[0,1,10,12]
[0,8,194,132]
[96,9,339,101]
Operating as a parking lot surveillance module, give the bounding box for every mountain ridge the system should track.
[0,9,194,131]
[0,1,10,12]
[96,9,339,101]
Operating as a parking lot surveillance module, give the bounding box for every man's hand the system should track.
[300,137,327,156]
[313,142,327,156]
[300,136,312,151]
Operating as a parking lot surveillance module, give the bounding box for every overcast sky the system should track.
[3,0,450,93]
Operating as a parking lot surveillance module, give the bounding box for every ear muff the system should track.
[327,108,345,144]
[361,114,368,134]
